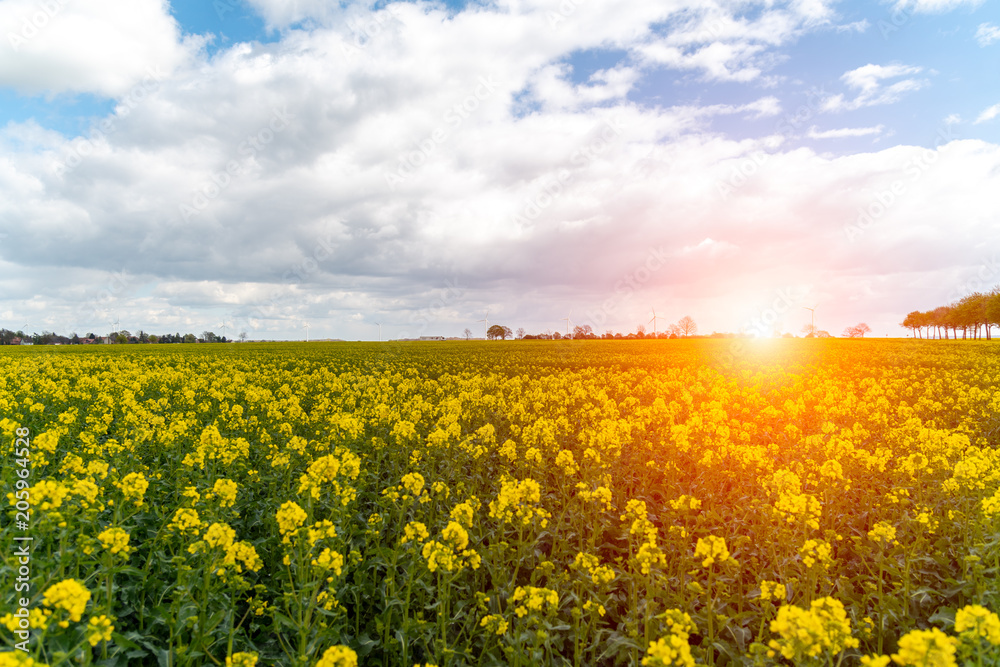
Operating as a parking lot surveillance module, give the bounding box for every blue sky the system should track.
[1,0,999,340]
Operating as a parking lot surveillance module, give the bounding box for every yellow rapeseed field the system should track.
[2,339,1000,666]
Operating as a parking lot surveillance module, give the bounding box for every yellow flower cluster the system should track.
[768,597,858,662]
[642,635,695,667]
[115,472,149,506]
[399,521,430,545]
[168,507,204,536]
[576,484,613,511]
[276,501,308,543]
[311,548,345,575]
[297,449,361,502]
[572,552,616,586]
[315,645,358,667]
[97,527,131,557]
[890,627,957,667]
[43,579,91,625]
[421,521,480,572]
[85,615,114,646]
[488,477,549,528]
[867,521,899,546]
[555,449,579,476]
[480,613,509,635]
[308,520,339,546]
[799,539,834,570]
[773,491,821,530]
[759,579,786,602]
[669,495,701,511]
[981,488,1000,518]
[955,604,1000,645]
[449,501,476,528]
[225,653,258,667]
[643,610,696,667]
[210,478,239,508]
[694,535,729,568]
[510,586,558,618]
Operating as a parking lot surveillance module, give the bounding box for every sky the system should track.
[1,0,999,341]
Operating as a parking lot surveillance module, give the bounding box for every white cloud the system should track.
[975,23,1000,46]
[893,0,984,13]
[836,20,870,33]
[0,0,198,97]
[808,125,884,139]
[629,1,839,82]
[975,103,1000,124]
[822,63,926,111]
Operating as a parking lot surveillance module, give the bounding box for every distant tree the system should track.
[70,332,80,345]
[202,331,217,343]
[988,289,1000,338]
[148,334,158,344]
[487,324,505,340]
[816,330,831,338]
[843,323,871,338]
[553,331,562,340]
[901,311,922,338]
[801,323,818,337]
[677,316,697,337]
[138,330,149,343]
[636,324,646,338]
[573,324,593,339]
[183,333,197,343]
[516,327,526,340]
[115,334,128,344]
[463,327,472,340]
[239,331,248,343]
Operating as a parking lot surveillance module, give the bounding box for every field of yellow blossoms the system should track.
[3,338,1000,667]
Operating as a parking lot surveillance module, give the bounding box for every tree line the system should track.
[0,329,247,345]
[901,290,1000,340]
[470,316,700,341]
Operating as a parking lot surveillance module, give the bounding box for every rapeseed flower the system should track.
[694,535,729,568]
[97,527,131,557]
[315,645,357,667]
[891,628,957,666]
[43,579,91,625]
[85,615,114,646]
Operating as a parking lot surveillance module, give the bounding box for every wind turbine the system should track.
[649,308,664,337]
[562,311,572,337]
[219,319,228,341]
[477,309,490,338]
[375,322,382,342]
[303,321,310,342]
[803,305,816,336]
